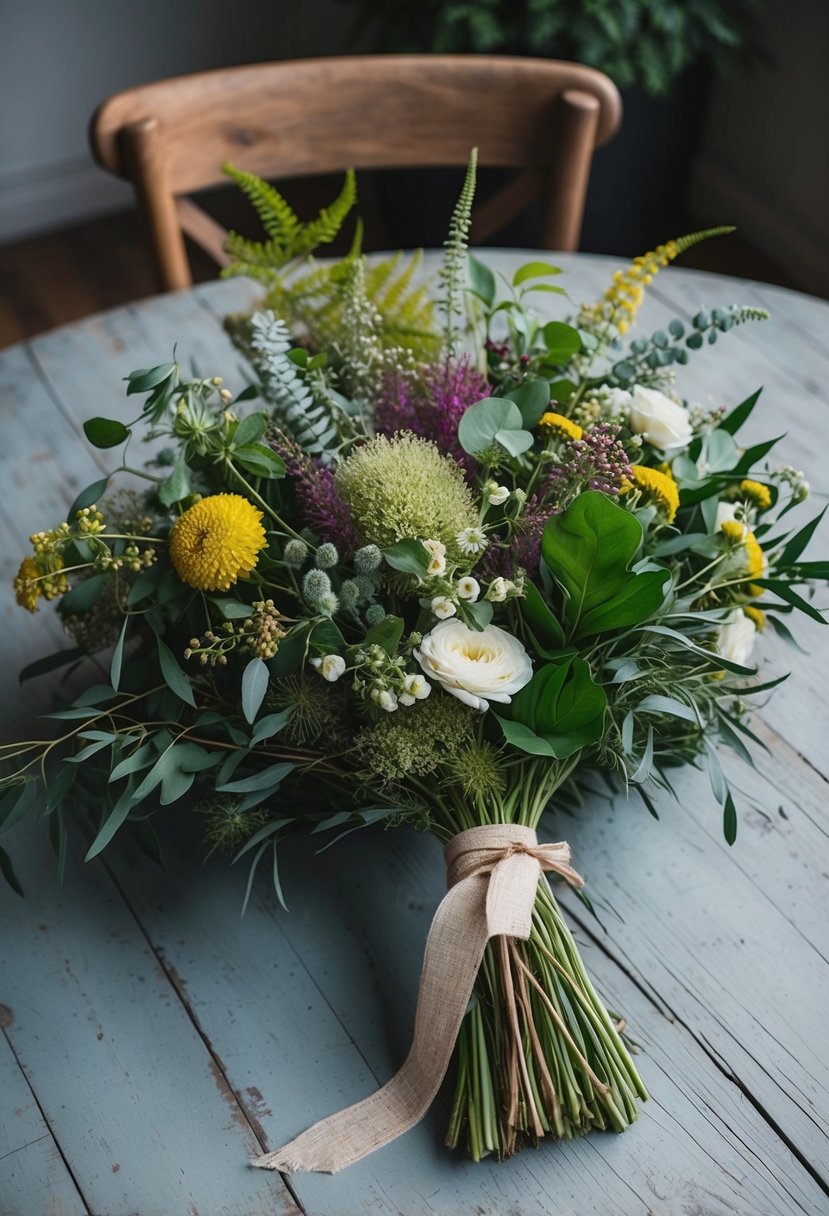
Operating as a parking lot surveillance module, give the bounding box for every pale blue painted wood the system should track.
[0,1031,88,1216]
[1,257,828,1215]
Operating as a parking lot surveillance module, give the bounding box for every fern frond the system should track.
[293,170,358,257]
[440,147,478,354]
[222,162,300,250]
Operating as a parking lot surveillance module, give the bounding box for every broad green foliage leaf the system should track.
[19,647,85,684]
[382,539,430,576]
[458,397,534,457]
[59,574,109,616]
[505,381,550,428]
[498,657,607,758]
[541,492,669,640]
[83,417,130,448]
[542,321,582,363]
[468,253,496,305]
[241,658,270,724]
[521,580,566,651]
[513,261,563,287]
[158,454,190,507]
[364,615,404,655]
[156,637,196,707]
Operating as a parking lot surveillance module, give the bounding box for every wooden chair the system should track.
[90,56,622,293]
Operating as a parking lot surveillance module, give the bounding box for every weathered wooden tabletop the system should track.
[1,253,827,1216]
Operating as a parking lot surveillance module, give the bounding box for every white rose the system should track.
[717,608,757,667]
[414,619,533,712]
[312,654,346,682]
[627,386,693,453]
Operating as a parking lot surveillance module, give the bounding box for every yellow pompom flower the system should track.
[622,464,679,523]
[720,521,766,581]
[739,479,772,511]
[169,494,266,591]
[538,412,583,442]
[720,519,747,543]
[743,532,765,579]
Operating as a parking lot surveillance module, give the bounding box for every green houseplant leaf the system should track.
[541,491,669,640]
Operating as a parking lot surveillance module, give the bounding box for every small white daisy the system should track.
[456,527,488,556]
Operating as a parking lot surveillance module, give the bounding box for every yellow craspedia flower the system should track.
[743,604,766,631]
[739,479,772,511]
[623,464,679,523]
[14,557,41,612]
[169,494,266,591]
[720,519,748,543]
[538,412,583,442]
[743,531,765,579]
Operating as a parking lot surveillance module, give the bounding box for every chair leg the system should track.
[542,90,601,252]
[121,117,192,292]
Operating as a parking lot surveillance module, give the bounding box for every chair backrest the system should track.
[90,55,622,292]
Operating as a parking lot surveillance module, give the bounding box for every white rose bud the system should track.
[627,385,693,453]
[431,595,457,620]
[456,576,481,602]
[486,577,508,602]
[717,608,757,668]
[415,620,533,712]
[422,537,447,577]
[371,688,398,712]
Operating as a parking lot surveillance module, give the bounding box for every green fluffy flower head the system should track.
[335,433,477,550]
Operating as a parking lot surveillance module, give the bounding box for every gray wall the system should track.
[688,0,829,297]
[0,0,354,241]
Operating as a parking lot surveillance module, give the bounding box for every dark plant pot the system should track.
[371,63,713,257]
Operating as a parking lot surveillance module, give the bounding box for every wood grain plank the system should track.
[105,817,829,1216]
[0,1030,89,1216]
[0,821,300,1216]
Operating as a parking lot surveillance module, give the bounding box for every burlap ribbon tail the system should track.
[253,822,583,1174]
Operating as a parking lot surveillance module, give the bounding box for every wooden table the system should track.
[1,254,827,1216]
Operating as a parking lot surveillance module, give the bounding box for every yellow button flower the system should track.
[739,479,772,511]
[621,465,679,523]
[538,412,583,442]
[169,494,266,591]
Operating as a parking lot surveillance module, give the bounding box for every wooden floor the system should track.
[1,258,827,1215]
[0,188,802,350]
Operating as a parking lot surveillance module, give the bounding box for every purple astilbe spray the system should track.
[271,432,361,556]
[375,356,488,470]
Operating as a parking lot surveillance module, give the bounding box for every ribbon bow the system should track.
[254,823,583,1174]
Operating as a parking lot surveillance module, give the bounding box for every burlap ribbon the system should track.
[253,823,583,1175]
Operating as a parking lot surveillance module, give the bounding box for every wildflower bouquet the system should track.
[4,153,827,1171]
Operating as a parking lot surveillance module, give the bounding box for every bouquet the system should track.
[3,152,826,1171]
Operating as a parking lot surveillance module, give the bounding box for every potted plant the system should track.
[337,0,767,252]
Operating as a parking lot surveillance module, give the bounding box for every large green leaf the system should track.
[541,491,669,640]
[498,657,606,758]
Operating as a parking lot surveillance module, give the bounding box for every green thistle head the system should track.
[267,674,346,745]
[335,433,477,551]
[196,796,269,855]
[447,742,506,804]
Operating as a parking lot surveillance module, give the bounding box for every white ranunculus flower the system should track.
[312,654,346,682]
[486,577,508,602]
[456,576,480,602]
[399,673,431,706]
[414,619,533,712]
[627,386,693,453]
[422,538,447,576]
[431,595,457,620]
[487,484,511,506]
[717,608,757,667]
